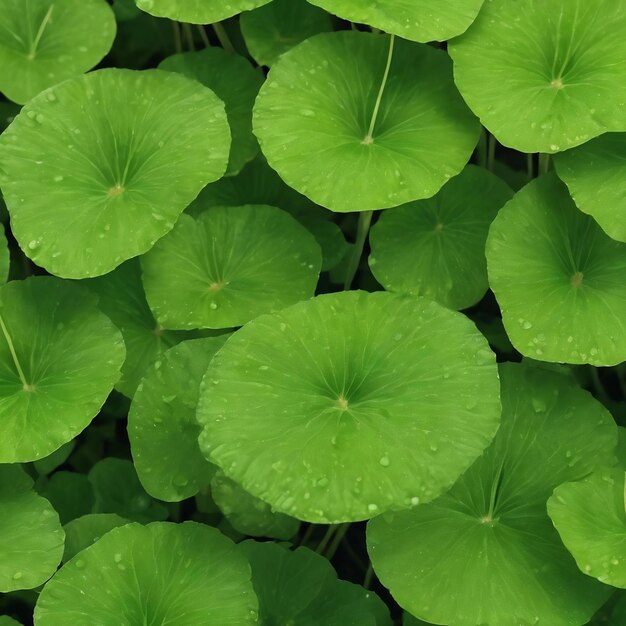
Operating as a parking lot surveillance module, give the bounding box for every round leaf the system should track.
[88,458,168,524]
[86,260,201,398]
[0,276,125,463]
[240,540,391,626]
[0,0,116,104]
[35,521,258,625]
[211,470,300,540]
[367,362,617,626]
[307,0,484,43]
[193,156,347,271]
[253,31,480,213]
[159,48,263,176]
[0,68,231,278]
[62,513,130,562]
[241,0,333,67]
[548,467,626,588]
[197,290,500,523]
[0,465,64,592]
[486,173,626,366]
[449,0,626,153]
[141,206,322,330]
[554,133,626,242]
[134,0,272,23]
[129,337,229,502]
[369,165,513,310]
[0,617,22,626]
[36,471,94,525]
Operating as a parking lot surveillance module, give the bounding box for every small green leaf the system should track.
[0,465,64,592]
[253,31,480,213]
[36,471,94,525]
[367,362,617,626]
[35,522,258,625]
[0,0,116,104]
[369,165,513,310]
[197,290,500,523]
[62,513,130,562]
[0,277,125,463]
[141,206,322,330]
[486,173,626,366]
[0,69,231,278]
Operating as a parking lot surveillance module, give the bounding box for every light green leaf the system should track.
[367,362,617,626]
[253,31,480,213]
[197,291,500,523]
[134,0,272,23]
[0,68,230,278]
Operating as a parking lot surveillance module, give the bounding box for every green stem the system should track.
[476,130,487,169]
[324,523,350,560]
[364,562,374,589]
[196,25,211,48]
[0,313,29,389]
[527,153,535,181]
[213,22,235,54]
[298,523,316,547]
[172,22,183,54]
[344,211,374,290]
[182,23,195,51]
[362,34,395,144]
[314,525,337,555]
[539,153,551,175]
[28,4,54,59]
[487,133,496,172]
[589,367,610,405]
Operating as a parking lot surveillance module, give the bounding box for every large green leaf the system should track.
[253,31,480,213]
[449,0,626,153]
[241,0,334,67]
[141,206,321,330]
[369,165,512,310]
[134,0,272,23]
[62,513,130,562]
[548,467,626,588]
[86,260,198,398]
[211,471,300,540]
[197,291,500,523]
[0,68,230,278]
[159,48,262,176]
[487,173,626,366]
[0,0,116,104]
[192,156,347,271]
[0,465,64,592]
[367,362,617,626]
[129,337,229,502]
[240,541,392,626]
[0,277,125,463]
[554,133,626,242]
[308,0,484,43]
[35,522,258,625]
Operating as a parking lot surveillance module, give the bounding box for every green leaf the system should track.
[240,540,392,626]
[62,513,130,562]
[449,0,626,153]
[211,470,300,540]
[33,441,75,476]
[86,260,200,398]
[0,0,116,104]
[241,0,334,67]
[192,156,347,271]
[113,0,141,21]
[253,31,480,213]
[159,48,263,176]
[0,277,125,463]
[128,337,229,502]
[88,458,168,523]
[0,616,22,626]
[0,465,64,592]
[134,0,272,23]
[0,224,9,285]
[369,165,513,310]
[367,362,617,626]
[36,471,94,525]
[35,522,258,625]
[0,68,231,279]
[307,0,484,43]
[554,133,626,242]
[486,173,626,366]
[548,466,626,589]
[197,291,500,523]
[141,206,322,330]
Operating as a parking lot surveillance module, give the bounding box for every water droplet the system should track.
[379,456,390,467]
[209,302,218,310]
